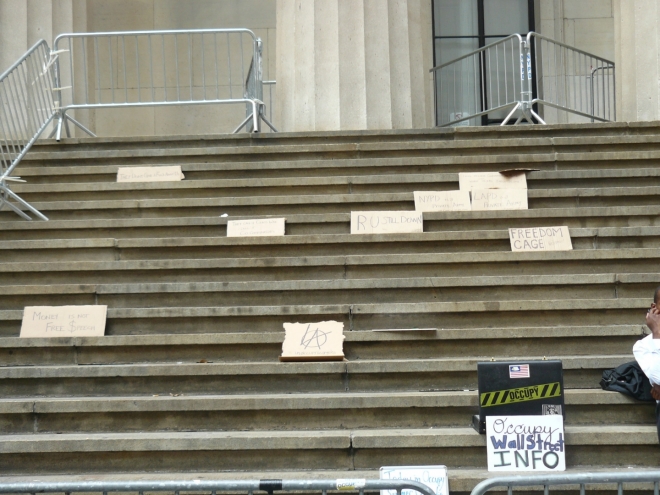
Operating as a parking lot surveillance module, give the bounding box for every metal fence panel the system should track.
[471,470,660,495]
[52,28,276,139]
[0,39,55,221]
[0,479,436,495]
[431,31,615,127]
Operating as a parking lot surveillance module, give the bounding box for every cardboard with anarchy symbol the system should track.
[280,320,345,362]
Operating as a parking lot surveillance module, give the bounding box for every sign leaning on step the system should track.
[509,226,572,252]
[458,171,527,191]
[487,415,565,472]
[20,305,107,338]
[379,465,448,495]
[116,165,184,182]
[227,218,286,237]
[351,211,423,234]
[280,320,345,361]
[413,190,471,212]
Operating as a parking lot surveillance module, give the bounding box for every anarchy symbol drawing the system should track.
[300,323,331,349]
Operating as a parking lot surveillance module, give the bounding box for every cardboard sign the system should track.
[351,211,423,234]
[471,189,528,211]
[116,166,184,182]
[459,171,527,191]
[280,321,344,361]
[227,218,285,237]
[509,226,572,252]
[20,305,107,338]
[413,190,471,212]
[380,466,448,495]
[487,415,565,472]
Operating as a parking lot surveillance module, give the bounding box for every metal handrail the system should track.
[470,471,660,495]
[0,479,436,495]
[0,39,55,221]
[52,28,276,139]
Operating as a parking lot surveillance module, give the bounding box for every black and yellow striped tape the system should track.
[480,382,561,407]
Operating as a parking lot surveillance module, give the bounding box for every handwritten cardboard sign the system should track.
[380,466,448,495]
[20,305,107,338]
[280,320,344,361]
[116,166,184,182]
[509,226,572,252]
[227,218,286,237]
[413,190,471,212]
[459,171,527,191]
[351,211,423,234]
[487,415,565,472]
[471,189,528,211]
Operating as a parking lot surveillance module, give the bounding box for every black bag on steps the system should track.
[600,361,655,402]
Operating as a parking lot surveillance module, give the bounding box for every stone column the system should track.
[275,0,433,132]
[613,0,660,122]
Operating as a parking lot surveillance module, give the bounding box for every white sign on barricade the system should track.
[413,190,471,212]
[351,211,423,234]
[486,415,565,472]
[380,466,448,495]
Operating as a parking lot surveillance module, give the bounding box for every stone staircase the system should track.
[1,122,659,492]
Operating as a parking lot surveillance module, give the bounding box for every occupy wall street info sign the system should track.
[486,415,565,472]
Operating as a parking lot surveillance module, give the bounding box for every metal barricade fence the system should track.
[431,31,615,127]
[0,479,435,495]
[529,32,615,124]
[0,39,55,221]
[52,28,277,140]
[432,34,525,127]
[470,470,660,495]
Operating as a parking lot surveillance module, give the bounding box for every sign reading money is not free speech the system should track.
[20,305,107,338]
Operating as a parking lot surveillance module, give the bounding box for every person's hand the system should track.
[646,307,660,339]
[651,384,660,401]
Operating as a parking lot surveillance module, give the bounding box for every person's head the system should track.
[653,286,660,309]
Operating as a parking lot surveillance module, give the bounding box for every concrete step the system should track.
[1,247,660,286]
[0,272,658,312]
[18,151,660,185]
[0,425,654,475]
[0,353,633,397]
[0,325,643,365]
[23,133,660,167]
[2,204,660,236]
[8,188,660,222]
[0,390,652,434]
[2,227,660,262]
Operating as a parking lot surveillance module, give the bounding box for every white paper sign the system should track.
[116,166,184,182]
[227,218,285,237]
[459,171,527,191]
[380,466,448,495]
[20,305,107,338]
[280,321,345,361]
[471,189,528,211]
[487,415,565,472]
[509,226,572,252]
[351,211,423,234]
[413,190,471,212]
